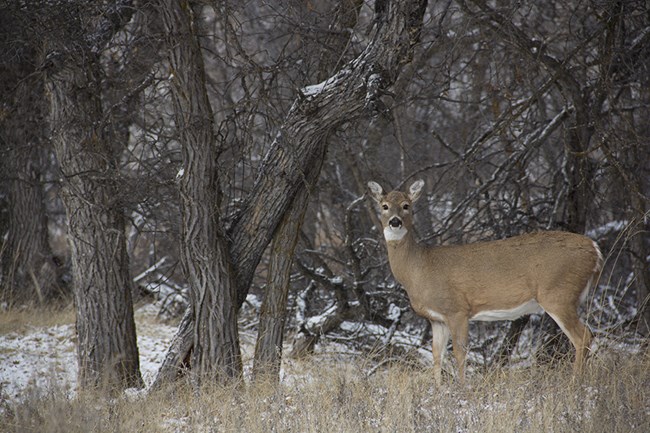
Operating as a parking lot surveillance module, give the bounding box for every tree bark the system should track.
[153,0,430,387]
[252,155,323,381]
[0,74,60,305]
[47,58,143,390]
[158,0,242,385]
[251,186,309,381]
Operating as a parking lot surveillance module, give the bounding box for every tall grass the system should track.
[3,349,648,433]
[0,305,74,335]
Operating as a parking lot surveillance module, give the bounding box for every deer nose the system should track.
[389,217,402,228]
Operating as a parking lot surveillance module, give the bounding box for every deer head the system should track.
[368,179,423,243]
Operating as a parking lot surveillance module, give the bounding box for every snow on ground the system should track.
[0,303,177,404]
[0,322,76,401]
[0,297,287,408]
[130,303,178,385]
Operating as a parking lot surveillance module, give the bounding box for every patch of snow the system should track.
[329,276,343,285]
[300,75,339,97]
[133,257,167,283]
[305,304,338,331]
[300,70,350,98]
[387,303,401,321]
[364,73,382,107]
[339,320,390,337]
[586,220,628,239]
[135,321,176,384]
[301,82,326,97]
[0,324,76,401]
[245,293,262,309]
[0,303,178,409]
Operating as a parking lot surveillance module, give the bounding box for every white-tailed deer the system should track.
[368,180,603,384]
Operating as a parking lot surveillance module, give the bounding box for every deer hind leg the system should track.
[430,320,450,386]
[544,308,592,373]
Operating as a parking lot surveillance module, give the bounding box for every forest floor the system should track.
[0,301,648,432]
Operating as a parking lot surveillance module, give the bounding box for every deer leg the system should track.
[545,309,592,373]
[574,324,592,373]
[430,320,450,385]
[448,316,470,382]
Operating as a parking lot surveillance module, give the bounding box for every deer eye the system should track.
[382,204,389,210]
[402,203,409,210]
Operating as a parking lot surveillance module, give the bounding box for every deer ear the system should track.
[367,181,385,203]
[408,180,425,202]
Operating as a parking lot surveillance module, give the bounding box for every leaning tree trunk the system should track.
[252,0,364,383]
[152,0,429,387]
[47,59,143,390]
[230,0,429,307]
[252,155,323,381]
[158,0,242,385]
[252,189,309,382]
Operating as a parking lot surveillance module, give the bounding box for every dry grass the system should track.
[3,348,648,433]
[2,300,648,432]
[0,305,74,335]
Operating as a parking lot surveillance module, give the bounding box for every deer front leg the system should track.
[430,320,450,385]
[448,315,470,382]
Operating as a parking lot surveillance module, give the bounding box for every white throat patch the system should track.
[384,226,407,242]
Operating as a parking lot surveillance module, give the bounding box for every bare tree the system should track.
[3,0,647,391]
[41,1,143,390]
[157,0,242,385]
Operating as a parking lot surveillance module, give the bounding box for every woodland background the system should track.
[0,0,648,393]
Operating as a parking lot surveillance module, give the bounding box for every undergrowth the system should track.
[2,348,648,433]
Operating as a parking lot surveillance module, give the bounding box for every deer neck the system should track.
[384,229,425,287]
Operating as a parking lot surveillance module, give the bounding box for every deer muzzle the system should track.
[388,217,402,229]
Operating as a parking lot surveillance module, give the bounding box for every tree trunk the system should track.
[252,0,364,383]
[149,308,194,390]
[158,0,242,385]
[563,108,594,235]
[1,76,60,304]
[47,59,143,390]
[252,158,322,381]
[252,190,308,381]
[153,0,429,387]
